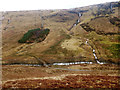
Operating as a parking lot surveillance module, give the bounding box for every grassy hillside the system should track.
[2,1,120,64]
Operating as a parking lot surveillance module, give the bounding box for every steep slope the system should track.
[2,1,120,64]
[81,17,118,34]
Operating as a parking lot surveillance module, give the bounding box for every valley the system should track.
[1,1,120,89]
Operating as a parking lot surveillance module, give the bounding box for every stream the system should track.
[2,61,107,67]
[85,39,107,64]
[68,12,81,31]
[68,12,104,64]
[1,60,115,72]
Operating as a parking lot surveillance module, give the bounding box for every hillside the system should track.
[1,1,120,89]
[1,1,120,64]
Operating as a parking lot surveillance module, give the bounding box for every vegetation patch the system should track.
[107,44,120,58]
[85,31,119,62]
[18,28,50,43]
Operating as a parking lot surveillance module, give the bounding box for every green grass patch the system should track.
[107,44,120,58]
[85,31,119,59]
